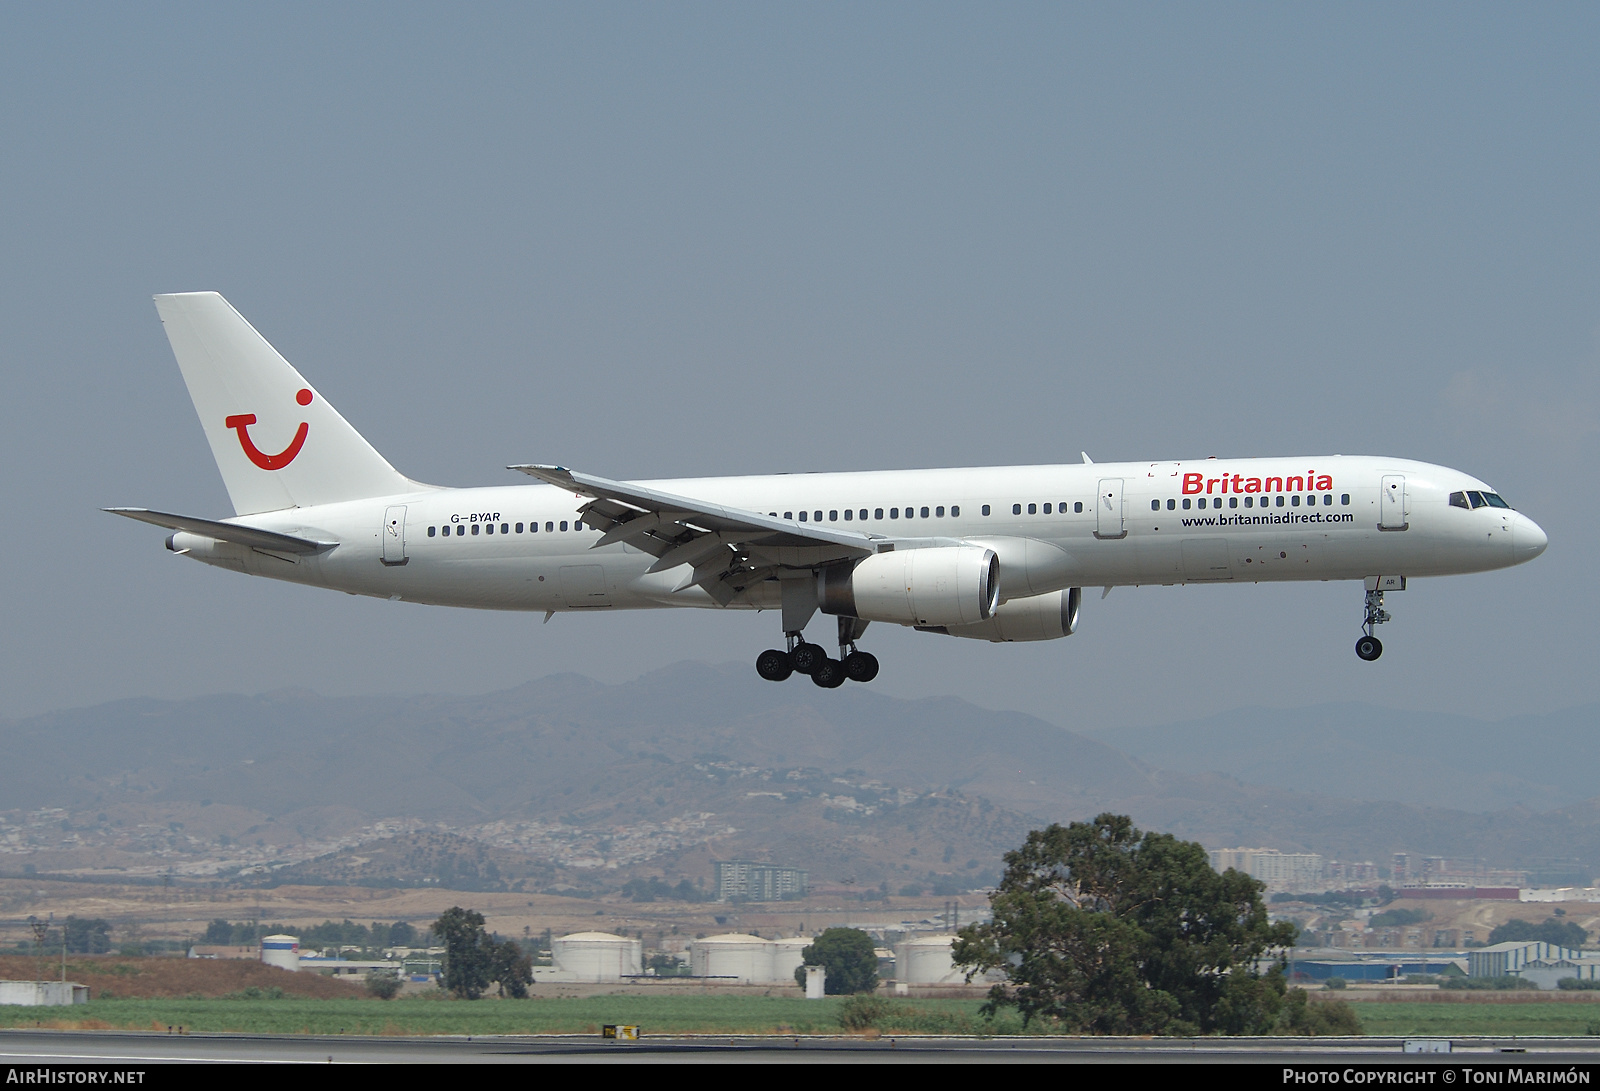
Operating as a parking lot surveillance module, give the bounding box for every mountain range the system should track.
[0,664,1594,890]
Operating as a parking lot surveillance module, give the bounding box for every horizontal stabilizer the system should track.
[104,508,336,554]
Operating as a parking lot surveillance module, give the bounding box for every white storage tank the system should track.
[690,934,776,983]
[551,932,642,982]
[260,934,300,972]
[771,937,813,985]
[895,935,967,985]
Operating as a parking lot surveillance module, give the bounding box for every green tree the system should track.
[952,814,1300,1034]
[64,917,111,954]
[489,939,534,999]
[1488,917,1589,949]
[433,907,492,999]
[795,928,878,995]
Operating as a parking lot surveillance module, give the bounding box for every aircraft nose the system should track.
[1514,514,1548,563]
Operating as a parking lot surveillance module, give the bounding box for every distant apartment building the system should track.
[1209,847,1324,892]
[714,861,809,902]
[1325,860,1379,887]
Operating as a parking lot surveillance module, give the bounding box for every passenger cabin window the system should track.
[875,508,884,519]
[1151,500,1160,511]
[560,521,569,531]
[457,525,465,535]
[515,523,523,533]
[951,505,960,517]
[1167,499,1175,510]
[890,508,899,519]
[936,506,945,517]
[428,526,436,537]
[472,524,480,535]
[1229,497,1237,508]
[1027,503,1037,515]
[1073,502,1083,513]
[981,504,990,516]
[843,509,852,521]
[1043,503,1052,514]
[920,506,929,518]
[1182,498,1192,510]
[1012,504,1022,515]
[1340,494,1350,505]
[829,510,838,521]
[859,509,868,520]
[814,511,822,522]
[784,511,793,520]
[799,511,807,521]
[501,523,509,534]
[486,523,494,534]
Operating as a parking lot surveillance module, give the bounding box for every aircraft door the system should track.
[381,505,408,566]
[559,564,612,607]
[1181,538,1233,581]
[1380,476,1408,530]
[1095,479,1126,540]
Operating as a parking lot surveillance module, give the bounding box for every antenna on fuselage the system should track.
[1081,452,1094,464]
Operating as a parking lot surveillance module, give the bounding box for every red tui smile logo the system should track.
[225,388,312,470]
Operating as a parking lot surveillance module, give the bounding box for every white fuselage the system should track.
[173,454,1547,616]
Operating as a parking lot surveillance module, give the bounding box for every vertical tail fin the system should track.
[154,292,416,515]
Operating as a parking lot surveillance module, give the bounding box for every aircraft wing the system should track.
[104,508,337,554]
[509,464,881,604]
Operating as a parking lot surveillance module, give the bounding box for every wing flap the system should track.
[509,464,877,601]
[510,465,878,555]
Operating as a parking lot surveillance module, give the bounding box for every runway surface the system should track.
[6,1031,1600,1064]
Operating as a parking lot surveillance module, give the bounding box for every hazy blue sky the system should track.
[2,3,1595,729]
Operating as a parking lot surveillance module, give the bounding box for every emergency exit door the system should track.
[1380,476,1408,531]
[1095,479,1126,539]
[382,506,408,565]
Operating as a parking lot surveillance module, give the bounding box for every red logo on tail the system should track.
[226,389,313,470]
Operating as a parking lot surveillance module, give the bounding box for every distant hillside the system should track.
[2,666,1598,889]
[1090,702,1600,812]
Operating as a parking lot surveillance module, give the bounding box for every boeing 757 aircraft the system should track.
[109,293,1548,687]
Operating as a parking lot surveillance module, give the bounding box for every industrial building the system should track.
[1468,940,1587,978]
[894,935,968,986]
[549,932,643,982]
[690,934,779,982]
[261,934,300,972]
[0,981,87,1006]
[714,861,808,902]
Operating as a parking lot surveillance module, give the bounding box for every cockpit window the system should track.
[1454,489,1514,510]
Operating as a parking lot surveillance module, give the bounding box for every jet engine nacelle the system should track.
[818,546,999,627]
[917,587,1081,642]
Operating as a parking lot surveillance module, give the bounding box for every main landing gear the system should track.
[1355,579,1400,661]
[756,617,879,688]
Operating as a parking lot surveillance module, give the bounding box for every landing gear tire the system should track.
[1355,636,1383,662]
[756,649,794,681]
[811,657,847,688]
[789,642,826,676]
[843,651,879,683]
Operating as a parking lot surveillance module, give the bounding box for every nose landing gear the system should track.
[754,617,877,687]
[1356,577,1402,661]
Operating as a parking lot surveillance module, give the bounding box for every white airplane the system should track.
[110,293,1548,686]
